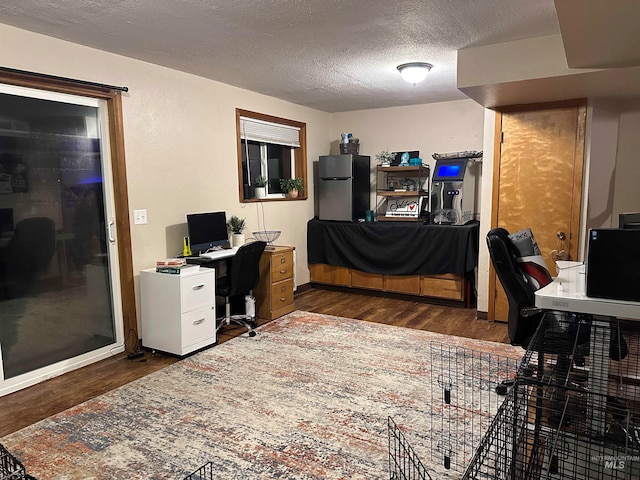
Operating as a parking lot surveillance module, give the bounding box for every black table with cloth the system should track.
[307,217,480,277]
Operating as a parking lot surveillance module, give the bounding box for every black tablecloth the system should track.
[307,218,479,276]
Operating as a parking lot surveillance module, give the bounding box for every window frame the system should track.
[236,108,307,202]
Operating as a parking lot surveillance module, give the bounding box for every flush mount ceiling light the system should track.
[397,62,433,85]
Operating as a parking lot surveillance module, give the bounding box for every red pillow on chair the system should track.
[508,228,553,291]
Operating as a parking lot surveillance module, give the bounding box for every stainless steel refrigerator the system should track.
[318,154,370,221]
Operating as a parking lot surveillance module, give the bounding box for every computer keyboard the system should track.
[200,246,239,260]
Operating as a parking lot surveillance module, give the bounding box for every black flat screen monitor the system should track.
[432,159,468,181]
[586,228,640,302]
[186,211,229,254]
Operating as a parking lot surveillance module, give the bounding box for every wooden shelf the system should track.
[376,164,430,223]
[377,165,424,172]
[376,190,428,197]
[376,216,424,222]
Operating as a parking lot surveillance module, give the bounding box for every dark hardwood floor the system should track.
[0,286,507,437]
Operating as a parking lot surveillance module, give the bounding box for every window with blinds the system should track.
[236,109,307,202]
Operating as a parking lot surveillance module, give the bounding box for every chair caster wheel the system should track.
[249,331,256,337]
[495,379,514,395]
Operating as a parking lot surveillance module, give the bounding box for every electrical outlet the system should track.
[133,209,148,225]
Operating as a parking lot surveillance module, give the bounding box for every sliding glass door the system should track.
[0,83,124,395]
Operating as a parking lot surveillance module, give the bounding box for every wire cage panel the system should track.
[388,416,432,480]
[464,315,640,479]
[0,443,36,480]
[428,341,521,474]
[183,461,215,480]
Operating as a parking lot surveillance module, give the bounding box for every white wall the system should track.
[613,103,640,219]
[0,23,330,322]
[7,22,640,325]
[330,100,486,212]
[585,100,621,235]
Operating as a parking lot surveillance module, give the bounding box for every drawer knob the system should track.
[280,258,286,264]
[193,318,205,325]
[279,269,287,274]
[280,286,286,291]
[280,297,287,302]
[192,284,205,290]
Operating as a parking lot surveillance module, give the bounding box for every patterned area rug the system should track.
[1,311,523,479]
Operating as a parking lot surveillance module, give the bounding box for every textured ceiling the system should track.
[0,0,561,112]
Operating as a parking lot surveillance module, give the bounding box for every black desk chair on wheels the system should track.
[215,240,267,337]
[486,227,569,394]
[487,227,546,350]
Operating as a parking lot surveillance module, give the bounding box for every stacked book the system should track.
[156,258,200,275]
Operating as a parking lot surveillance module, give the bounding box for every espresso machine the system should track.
[430,153,480,225]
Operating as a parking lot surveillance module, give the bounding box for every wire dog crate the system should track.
[463,315,640,479]
[183,461,214,480]
[428,341,521,474]
[388,342,520,479]
[388,416,432,480]
[0,444,36,480]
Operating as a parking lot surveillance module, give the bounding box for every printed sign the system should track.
[385,197,420,217]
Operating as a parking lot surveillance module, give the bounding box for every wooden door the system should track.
[490,103,586,322]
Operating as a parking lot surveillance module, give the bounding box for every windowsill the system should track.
[243,195,307,203]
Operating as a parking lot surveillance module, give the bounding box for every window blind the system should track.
[240,116,300,147]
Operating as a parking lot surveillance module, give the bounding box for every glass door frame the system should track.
[0,70,137,396]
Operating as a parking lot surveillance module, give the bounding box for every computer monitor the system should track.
[186,211,229,254]
[586,228,640,302]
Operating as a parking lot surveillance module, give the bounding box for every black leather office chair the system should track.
[487,227,575,396]
[487,227,545,348]
[0,216,56,299]
[215,240,267,337]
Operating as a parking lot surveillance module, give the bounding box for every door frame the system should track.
[0,69,138,351]
[488,99,587,322]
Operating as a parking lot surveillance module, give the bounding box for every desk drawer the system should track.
[270,278,294,309]
[181,306,215,349]
[180,273,215,312]
[420,273,463,301]
[271,251,294,282]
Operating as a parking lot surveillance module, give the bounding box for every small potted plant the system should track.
[254,176,268,199]
[279,178,304,199]
[376,150,395,167]
[227,215,246,246]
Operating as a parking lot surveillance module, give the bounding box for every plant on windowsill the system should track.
[254,176,268,199]
[227,215,246,246]
[279,177,304,199]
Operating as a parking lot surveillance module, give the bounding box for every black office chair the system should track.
[0,216,56,299]
[487,227,545,348]
[215,240,267,337]
[487,227,579,398]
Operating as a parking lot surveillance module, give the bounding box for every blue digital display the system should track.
[437,164,461,177]
[433,160,467,181]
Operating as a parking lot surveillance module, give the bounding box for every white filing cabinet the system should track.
[140,268,216,356]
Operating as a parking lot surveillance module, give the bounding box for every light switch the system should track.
[133,209,148,225]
